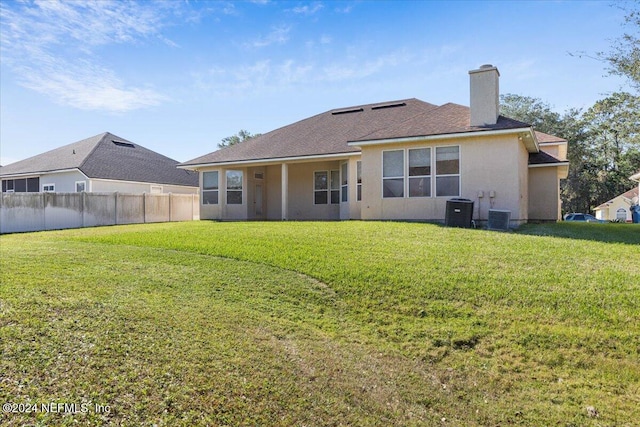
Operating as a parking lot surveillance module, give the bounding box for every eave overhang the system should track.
[347,127,540,153]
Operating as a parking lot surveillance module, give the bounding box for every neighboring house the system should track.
[1,132,198,194]
[179,65,569,226]
[594,187,639,222]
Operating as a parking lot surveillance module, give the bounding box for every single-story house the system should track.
[1,132,198,194]
[593,187,640,222]
[179,65,569,226]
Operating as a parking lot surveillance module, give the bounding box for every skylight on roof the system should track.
[112,140,135,148]
[371,102,406,110]
[331,108,364,115]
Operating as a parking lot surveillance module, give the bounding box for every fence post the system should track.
[169,193,172,222]
[114,192,118,225]
[143,192,147,224]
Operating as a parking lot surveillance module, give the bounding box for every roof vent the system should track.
[331,107,364,115]
[112,140,135,148]
[371,102,406,110]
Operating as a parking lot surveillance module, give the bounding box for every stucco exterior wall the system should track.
[90,179,197,194]
[287,161,340,220]
[265,165,282,220]
[594,193,636,221]
[359,134,527,223]
[528,167,561,221]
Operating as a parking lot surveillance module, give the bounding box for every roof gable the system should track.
[1,132,198,187]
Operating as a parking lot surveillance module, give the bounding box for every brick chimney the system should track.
[469,64,500,126]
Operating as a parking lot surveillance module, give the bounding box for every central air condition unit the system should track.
[487,209,511,231]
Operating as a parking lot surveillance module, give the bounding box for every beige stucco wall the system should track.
[359,134,528,224]
[594,194,634,221]
[287,161,340,220]
[91,179,197,195]
[197,160,348,221]
[528,166,561,221]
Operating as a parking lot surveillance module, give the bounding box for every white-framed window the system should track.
[43,184,55,192]
[314,170,340,205]
[408,148,431,198]
[356,161,362,202]
[330,170,340,204]
[435,146,460,197]
[382,149,404,198]
[381,145,460,198]
[75,181,86,192]
[314,171,328,204]
[340,162,348,203]
[226,170,243,205]
[202,171,219,205]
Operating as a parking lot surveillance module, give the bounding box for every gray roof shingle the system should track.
[1,132,198,187]
[180,98,534,167]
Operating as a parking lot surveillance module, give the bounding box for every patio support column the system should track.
[281,163,288,220]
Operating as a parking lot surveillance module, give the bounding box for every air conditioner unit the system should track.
[488,209,511,231]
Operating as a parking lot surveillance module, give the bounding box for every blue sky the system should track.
[0,0,631,165]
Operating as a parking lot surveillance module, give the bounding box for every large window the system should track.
[356,161,362,201]
[381,146,460,198]
[226,170,243,204]
[408,148,431,197]
[435,146,460,197]
[2,178,40,193]
[382,150,404,198]
[340,163,348,202]
[202,171,219,204]
[314,170,340,204]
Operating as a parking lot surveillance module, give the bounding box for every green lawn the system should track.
[1,221,638,426]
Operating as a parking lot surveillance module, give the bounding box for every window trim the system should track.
[225,170,243,205]
[408,147,432,198]
[43,184,55,192]
[381,145,460,199]
[340,162,348,203]
[75,181,86,192]
[382,149,405,198]
[313,170,341,205]
[435,145,461,198]
[356,161,362,202]
[202,171,219,205]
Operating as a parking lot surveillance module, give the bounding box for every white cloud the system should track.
[289,3,324,15]
[246,25,291,48]
[0,0,178,112]
[195,49,413,97]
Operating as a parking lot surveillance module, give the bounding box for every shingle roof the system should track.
[350,103,531,142]
[528,150,568,166]
[0,132,198,187]
[181,98,536,167]
[535,131,567,144]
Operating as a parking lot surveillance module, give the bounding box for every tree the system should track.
[499,94,564,136]
[598,1,640,91]
[218,130,261,149]
[499,92,640,214]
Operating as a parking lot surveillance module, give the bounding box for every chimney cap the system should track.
[469,64,500,76]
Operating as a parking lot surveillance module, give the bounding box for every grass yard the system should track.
[0,221,639,426]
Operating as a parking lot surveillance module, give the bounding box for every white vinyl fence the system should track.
[0,192,199,234]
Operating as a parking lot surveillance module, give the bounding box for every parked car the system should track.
[563,213,605,223]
